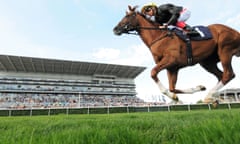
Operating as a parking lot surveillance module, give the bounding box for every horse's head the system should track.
[113,5,140,35]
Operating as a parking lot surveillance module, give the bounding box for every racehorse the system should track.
[113,5,240,103]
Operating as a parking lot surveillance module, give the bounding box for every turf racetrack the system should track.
[0,109,239,144]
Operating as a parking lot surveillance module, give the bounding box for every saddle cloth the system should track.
[173,26,213,41]
[171,26,213,65]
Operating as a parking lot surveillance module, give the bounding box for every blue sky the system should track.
[1,0,240,103]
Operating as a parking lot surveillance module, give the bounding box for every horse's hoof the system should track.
[212,100,219,108]
[203,97,214,103]
[197,85,206,91]
[172,95,179,101]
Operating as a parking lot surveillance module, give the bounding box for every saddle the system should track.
[173,25,213,41]
[172,26,213,65]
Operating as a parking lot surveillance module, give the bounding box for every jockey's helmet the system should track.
[141,2,157,14]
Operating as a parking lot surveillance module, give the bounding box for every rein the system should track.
[126,26,167,35]
[134,26,171,47]
[138,26,163,30]
[149,33,170,47]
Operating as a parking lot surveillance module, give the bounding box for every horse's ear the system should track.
[128,5,138,12]
[128,5,133,11]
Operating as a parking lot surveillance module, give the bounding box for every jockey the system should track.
[141,3,199,36]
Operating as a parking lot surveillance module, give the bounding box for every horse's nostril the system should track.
[113,30,121,35]
[113,26,122,35]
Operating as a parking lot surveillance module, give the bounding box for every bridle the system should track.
[114,11,173,48]
[118,12,171,36]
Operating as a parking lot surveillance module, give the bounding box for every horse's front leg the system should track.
[151,57,179,101]
[167,68,179,93]
[167,69,206,94]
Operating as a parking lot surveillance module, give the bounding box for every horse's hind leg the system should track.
[201,53,235,103]
[199,59,223,102]
[219,55,235,84]
[199,58,223,82]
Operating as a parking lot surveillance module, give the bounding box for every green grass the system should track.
[0,110,240,144]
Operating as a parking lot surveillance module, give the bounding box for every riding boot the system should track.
[183,25,199,36]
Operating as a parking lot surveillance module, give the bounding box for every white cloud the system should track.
[92,44,153,66]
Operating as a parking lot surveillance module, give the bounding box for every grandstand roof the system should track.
[0,55,146,78]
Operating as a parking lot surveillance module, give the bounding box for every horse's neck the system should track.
[137,16,166,47]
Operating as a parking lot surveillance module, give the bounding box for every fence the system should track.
[1,102,240,117]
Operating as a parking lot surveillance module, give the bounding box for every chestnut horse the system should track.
[113,6,240,103]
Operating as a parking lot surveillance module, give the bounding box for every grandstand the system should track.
[0,55,146,109]
[215,88,240,102]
